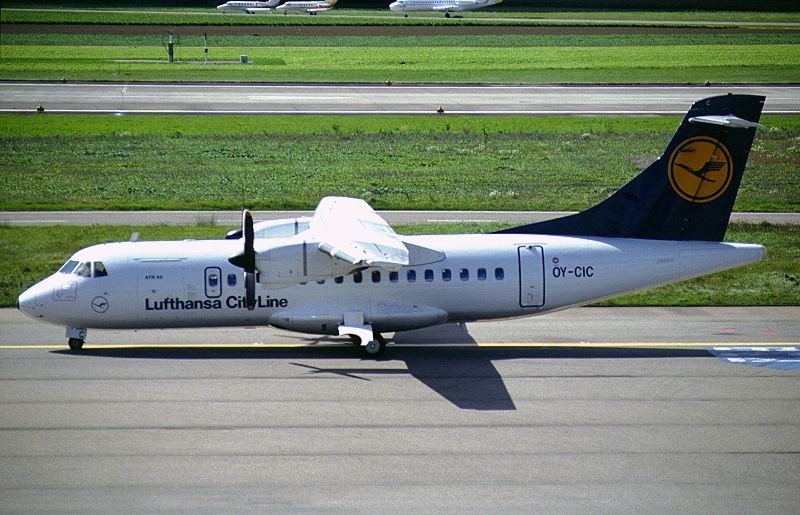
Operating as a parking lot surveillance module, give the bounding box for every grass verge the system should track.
[2,114,798,212]
[2,42,798,83]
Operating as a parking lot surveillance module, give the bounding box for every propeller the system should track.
[228,209,257,311]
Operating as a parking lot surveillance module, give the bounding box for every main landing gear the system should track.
[339,313,387,357]
[349,331,387,357]
[66,327,86,351]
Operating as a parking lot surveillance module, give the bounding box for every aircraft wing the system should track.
[309,196,409,270]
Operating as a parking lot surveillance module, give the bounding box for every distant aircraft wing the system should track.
[309,197,409,270]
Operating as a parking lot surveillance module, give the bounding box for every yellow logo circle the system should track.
[668,137,733,203]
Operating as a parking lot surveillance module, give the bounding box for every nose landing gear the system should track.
[66,327,86,351]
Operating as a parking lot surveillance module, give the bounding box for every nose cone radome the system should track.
[17,286,43,320]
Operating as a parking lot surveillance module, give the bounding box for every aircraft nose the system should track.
[17,286,43,319]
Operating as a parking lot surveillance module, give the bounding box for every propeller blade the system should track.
[243,209,254,268]
[228,210,256,271]
[228,209,258,311]
[245,271,256,311]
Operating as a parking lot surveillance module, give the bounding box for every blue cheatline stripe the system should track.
[709,346,800,371]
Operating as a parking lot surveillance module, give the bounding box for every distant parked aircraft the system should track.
[216,1,281,14]
[389,0,502,17]
[276,0,338,15]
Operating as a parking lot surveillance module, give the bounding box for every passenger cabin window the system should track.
[353,272,363,284]
[335,276,344,284]
[459,268,469,281]
[372,271,381,283]
[495,267,505,280]
[227,274,237,287]
[407,270,416,283]
[478,268,487,281]
[442,269,452,282]
[389,271,399,283]
[424,270,434,282]
[208,272,219,287]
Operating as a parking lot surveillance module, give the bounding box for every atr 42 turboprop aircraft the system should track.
[276,0,337,14]
[216,0,281,13]
[18,95,765,356]
[389,0,502,17]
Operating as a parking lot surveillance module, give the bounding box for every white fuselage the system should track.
[17,234,763,336]
[389,0,501,14]
[276,1,335,13]
[216,1,280,13]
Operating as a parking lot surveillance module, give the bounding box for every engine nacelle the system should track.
[256,241,354,285]
[268,299,448,335]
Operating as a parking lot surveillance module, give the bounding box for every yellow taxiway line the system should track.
[1,342,797,350]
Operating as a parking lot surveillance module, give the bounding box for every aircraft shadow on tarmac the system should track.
[53,324,710,411]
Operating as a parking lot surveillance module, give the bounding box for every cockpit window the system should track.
[59,260,79,274]
[93,262,108,277]
[74,262,91,277]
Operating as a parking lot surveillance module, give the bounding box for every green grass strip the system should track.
[2,43,798,83]
[5,33,799,48]
[2,114,798,213]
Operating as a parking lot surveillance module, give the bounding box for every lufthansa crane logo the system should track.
[91,296,109,314]
[668,137,733,203]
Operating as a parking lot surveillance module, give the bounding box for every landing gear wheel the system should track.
[363,338,385,356]
[362,332,387,357]
[68,338,84,351]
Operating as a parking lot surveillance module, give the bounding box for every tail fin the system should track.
[498,94,765,241]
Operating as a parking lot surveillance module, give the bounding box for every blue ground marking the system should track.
[709,346,800,371]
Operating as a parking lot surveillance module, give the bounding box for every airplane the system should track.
[389,0,502,18]
[275,0,338,15]
[216,1,281,14]
[17,94,765,357]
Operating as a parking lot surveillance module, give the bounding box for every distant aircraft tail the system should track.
[498,94,765,241]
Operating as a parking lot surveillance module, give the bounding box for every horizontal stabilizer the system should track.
[689,114,763,129]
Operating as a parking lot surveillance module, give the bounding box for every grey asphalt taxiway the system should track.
[2,306,798,515]
[3,209,799,227]
[1,83,799,114]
